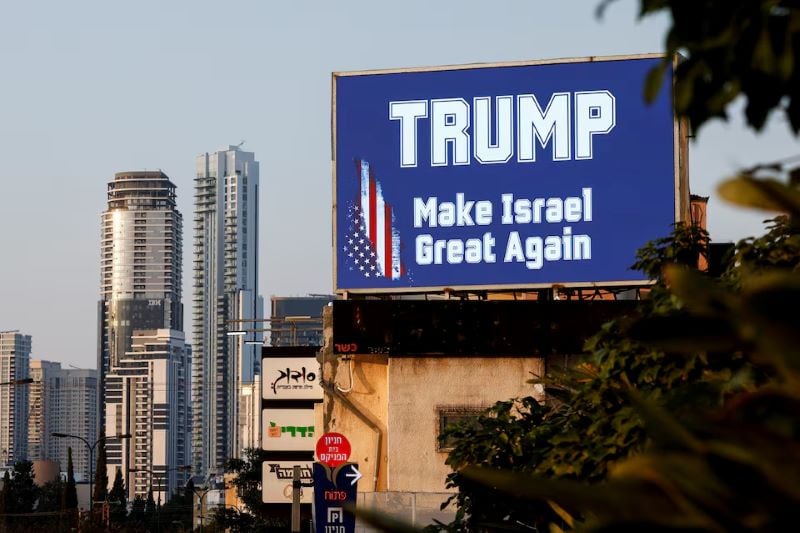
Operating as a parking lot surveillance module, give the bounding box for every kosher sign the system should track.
[333,55,680,292]
[262,356,323,401]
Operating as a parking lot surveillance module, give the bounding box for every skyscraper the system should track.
[0,331,31,466]
[98,171,187,494]
[29,360,98,481]
[193,146,262,475]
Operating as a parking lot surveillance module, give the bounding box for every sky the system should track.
[0,0,796,368]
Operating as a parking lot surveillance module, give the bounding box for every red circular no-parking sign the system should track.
[316,432,351,467]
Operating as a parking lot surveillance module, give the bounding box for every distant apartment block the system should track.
[0,331,31,466]
[28,360,98,481]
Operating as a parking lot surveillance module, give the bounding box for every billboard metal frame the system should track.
[331,53,689,294]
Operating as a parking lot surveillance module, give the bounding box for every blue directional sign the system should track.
[313,462,360,533]
[333,55,680,292]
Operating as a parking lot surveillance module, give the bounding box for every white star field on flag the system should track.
[343,203,383,278]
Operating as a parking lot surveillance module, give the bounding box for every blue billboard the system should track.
[333,56,679,292]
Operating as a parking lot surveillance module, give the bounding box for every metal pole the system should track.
[292,465,301,532]
[88,444,94,513]
[155,472,162,533]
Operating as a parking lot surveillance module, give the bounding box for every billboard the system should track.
[333,55,682,292]
[261,461,314,503]
[262,356,323,401]
[262,408,316,451]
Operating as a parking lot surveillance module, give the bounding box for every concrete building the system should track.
[0,331,31,466]
[98,171,186,496]
[105,329,191,501]
[30,360,98,480]
[318,300,636,527]
[192,145,262,475]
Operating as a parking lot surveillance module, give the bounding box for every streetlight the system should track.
[51,432,131,510]
[190,484,213,533]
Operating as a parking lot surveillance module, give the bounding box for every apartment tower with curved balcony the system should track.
[98,171,189,499]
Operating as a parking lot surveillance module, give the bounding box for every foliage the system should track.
[36,477,65,513]
[208,506,257,533]
[7,460,39,514]
[93,428,108,504]
[129,494,145,526]
[599,0,800,134]
[159,481,194,532]
[65,446,78,510]
[424,3,800,530]
[223,447,270,516]
[219,448,311,531]
[437,223,747,532]
[0,471,10,528]
[108,467,127,525]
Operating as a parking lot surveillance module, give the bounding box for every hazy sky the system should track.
[0,1,796,368]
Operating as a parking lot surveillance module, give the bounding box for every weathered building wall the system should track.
[320,309,389,491]
[387,356,544,492]
[321,306,545,495]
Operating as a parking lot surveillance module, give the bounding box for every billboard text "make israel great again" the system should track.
[392,92,611,271]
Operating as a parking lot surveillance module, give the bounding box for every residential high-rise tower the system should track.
[0,331,31,466]
[193,146,262,475]
[98,171,188,496]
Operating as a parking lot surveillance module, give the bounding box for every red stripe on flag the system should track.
[384,203,393,277]
[368,176,377,242]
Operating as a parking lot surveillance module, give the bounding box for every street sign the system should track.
[261,461,314,503]
[313,463,359,533]
[262,356,323,401]
[316,432,351,467]
[262,408,316,451]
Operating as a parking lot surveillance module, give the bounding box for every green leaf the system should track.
[662,265,734,316]
[624,388,704,453]
[717,177,800,218]
[644,61,669,104]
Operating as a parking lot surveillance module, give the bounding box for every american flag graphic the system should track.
[342,160,405,280]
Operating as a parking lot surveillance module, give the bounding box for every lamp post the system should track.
[190,484,213,533]
[51,432,131,510]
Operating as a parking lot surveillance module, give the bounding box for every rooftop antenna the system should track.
[235,140,246,149]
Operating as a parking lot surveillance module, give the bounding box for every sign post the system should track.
[314,432,359,533]
[313,463,360,533]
